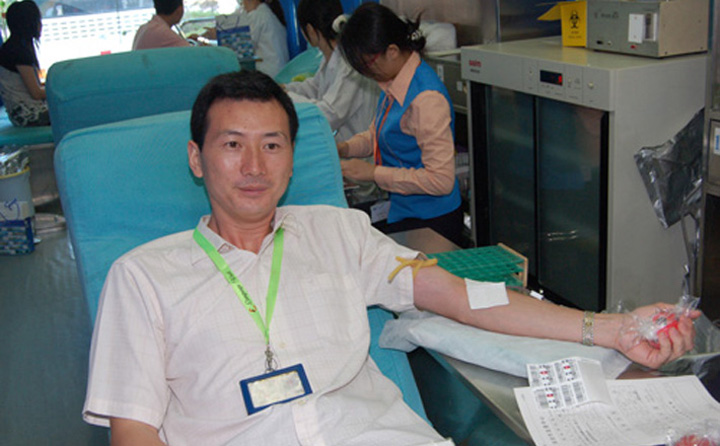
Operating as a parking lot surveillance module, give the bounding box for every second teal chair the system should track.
[54,102,428,423]
[45,46,241,145]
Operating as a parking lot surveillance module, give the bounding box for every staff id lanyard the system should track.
[194,227,313,415]
[373,95,394,166]
[193,227,284,373]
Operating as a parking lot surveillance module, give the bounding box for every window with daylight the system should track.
[1,0,240,73]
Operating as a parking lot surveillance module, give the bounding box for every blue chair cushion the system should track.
[55,102,346,322]
[0,107,52,147]
[46,46,241,144]
[368,306,428,421]
[56,101,429,421]
[274,46,323,84]
[55,101,430,422]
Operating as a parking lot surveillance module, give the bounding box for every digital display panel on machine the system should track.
[540,70,563,86]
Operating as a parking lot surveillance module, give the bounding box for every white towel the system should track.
[379,309,632,379]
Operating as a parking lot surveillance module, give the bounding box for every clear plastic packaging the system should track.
[625,294,700,348]
[666,418,720,446]
[0,145,29,177]
[634,109,704,228]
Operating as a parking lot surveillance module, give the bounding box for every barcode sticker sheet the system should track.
[527,357,612,410]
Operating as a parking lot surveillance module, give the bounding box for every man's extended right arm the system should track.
[110,418,166,446]
[412,264,698,370]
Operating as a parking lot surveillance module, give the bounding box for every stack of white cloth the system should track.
[380,309,632,379]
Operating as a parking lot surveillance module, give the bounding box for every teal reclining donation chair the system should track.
[54,102,427,421]
[46,46,241,145]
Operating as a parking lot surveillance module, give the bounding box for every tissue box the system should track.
[539,1,587,47]
[0,200,34,255]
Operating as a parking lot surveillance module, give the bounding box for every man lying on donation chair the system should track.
[82,70,699,446]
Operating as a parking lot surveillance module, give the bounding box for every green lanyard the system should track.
[193,227,285,371]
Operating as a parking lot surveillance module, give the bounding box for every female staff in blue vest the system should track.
[336,2,463,246]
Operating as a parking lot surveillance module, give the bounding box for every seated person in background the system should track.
[206,0,288,77]
[283,0,377,143]
[242,0,288,77]
[0,0,49,127]
[132,0,192,50]
[83,70,699,446]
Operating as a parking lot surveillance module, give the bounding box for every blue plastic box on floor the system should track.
[0,199,34,255]
[1,146,36,255]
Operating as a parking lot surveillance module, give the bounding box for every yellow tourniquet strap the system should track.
[387,256,438,282]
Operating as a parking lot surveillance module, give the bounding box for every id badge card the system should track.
[240,364,312,415]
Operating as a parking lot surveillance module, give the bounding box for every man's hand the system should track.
[340,159,376,182]
[614,304,700,369]
[202,28,218,40]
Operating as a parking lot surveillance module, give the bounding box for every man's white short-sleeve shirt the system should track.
[83,205,448,446]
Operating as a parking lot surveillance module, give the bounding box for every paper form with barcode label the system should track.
[515,374,720,446]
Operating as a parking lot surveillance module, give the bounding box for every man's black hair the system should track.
[154,0,183,16]
[190,70,299,150]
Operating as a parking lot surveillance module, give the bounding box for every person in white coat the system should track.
[206,0,289,77]
[283,0,378,143]
[242,0,289,77]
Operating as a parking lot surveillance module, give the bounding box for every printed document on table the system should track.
[515,375,720,446]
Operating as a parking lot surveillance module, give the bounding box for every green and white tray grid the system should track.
[427,244,527,287]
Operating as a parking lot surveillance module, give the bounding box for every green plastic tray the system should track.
[427,245,525,287]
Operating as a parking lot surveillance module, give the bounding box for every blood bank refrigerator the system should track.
[461,36,706,311]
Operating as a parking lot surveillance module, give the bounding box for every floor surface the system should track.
[0,230,109,446]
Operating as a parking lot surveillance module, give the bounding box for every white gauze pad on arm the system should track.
[465,278,509,309]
